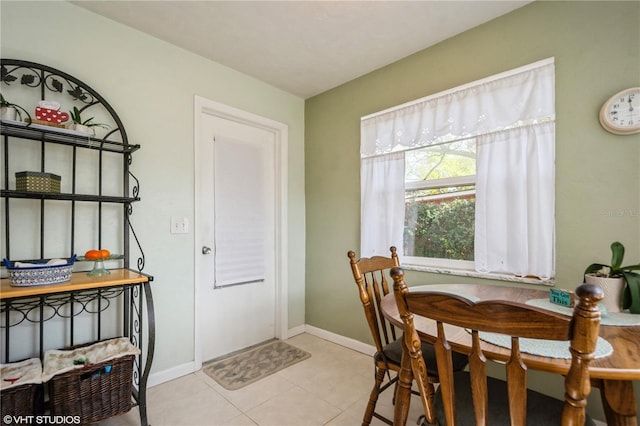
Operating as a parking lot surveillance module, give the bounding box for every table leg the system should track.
[597,379,637,426]
[393,338,413,426]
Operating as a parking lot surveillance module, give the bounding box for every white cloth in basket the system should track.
[42,337,140,382]
[14,259,67,268]
[0,358,43,390]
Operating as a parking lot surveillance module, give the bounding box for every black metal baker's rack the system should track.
[0,59,154,426]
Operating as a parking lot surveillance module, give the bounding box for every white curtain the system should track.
[361,58,555,156]
[360,152,405,257]
[360,58,555,277]
[475,123,556,279]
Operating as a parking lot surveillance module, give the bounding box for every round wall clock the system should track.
[599,87,640,135]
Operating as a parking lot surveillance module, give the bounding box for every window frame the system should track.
[405,175,475,192]
[403,141,478,273]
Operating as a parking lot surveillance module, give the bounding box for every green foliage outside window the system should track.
[404,198,475,260]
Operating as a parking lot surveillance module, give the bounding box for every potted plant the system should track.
[1,94,31,123]
[67,106,109,135]
[584,241,640,314]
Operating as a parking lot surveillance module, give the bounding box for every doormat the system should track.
[202,340,311,390]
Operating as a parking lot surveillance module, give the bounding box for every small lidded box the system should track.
[15,171,61,193]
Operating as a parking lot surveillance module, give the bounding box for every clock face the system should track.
[599,87,640,135]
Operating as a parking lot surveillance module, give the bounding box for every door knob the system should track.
[202,246,212,255]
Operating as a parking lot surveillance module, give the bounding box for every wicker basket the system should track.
[2,255,76,287]
[15,171,61,193]
[0,383,43,418]
[43,338,140,424]
[0,358,44,417]
[47,355,135,424]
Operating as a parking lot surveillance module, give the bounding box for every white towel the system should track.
[42,337,140,382]
[1,358,42,390]
[14,258,68,268]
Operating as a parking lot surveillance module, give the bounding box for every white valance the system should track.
[360,58,555,157]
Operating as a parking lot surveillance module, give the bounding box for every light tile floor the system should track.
[99,333,425,426]
[100,333,606,426]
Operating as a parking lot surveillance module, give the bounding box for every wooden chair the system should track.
[348,248,468,425]
[391,267,603,426]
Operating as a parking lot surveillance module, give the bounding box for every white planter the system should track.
[1,106,18,121]
[585,273,625,313]
[67,123,93,135]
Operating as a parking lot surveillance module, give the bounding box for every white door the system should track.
[195,106,279,362]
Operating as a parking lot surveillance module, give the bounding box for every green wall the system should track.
[305,1,640,420]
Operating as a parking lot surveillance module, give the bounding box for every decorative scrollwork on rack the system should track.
[0,59,130,150]
[130,284,143,388]
[2,64,100,107]
[0,287,128,328]
[132,286,142,337]
[126,202,146,272]
[129,167,140,199]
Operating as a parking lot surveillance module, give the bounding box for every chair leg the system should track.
[362,367,387,426]
[417,414,438,426]
[421,380,438,425]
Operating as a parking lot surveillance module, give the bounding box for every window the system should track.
[404,140,476,264]
[360,58,555,282]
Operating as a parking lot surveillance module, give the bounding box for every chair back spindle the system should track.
[348,248,399,353]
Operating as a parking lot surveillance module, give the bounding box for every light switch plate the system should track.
[171,216,189,234]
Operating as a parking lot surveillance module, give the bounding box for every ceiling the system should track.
[72,1,532,99]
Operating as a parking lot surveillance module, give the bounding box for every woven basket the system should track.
[0,383,43,417]
[0,358,44,417]
[48,354,135,424]
[15,171,61,193]
[3,256,76,287]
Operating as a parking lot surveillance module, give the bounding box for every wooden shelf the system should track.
[0,268,152,300]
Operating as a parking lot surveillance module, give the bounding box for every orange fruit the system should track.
[99,249,111,259]
[85,249,101,260]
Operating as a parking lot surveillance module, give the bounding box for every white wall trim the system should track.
[287,324,306,338]
[303,325,376,357]
[147,361,196,388]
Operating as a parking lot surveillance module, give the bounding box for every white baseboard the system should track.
[303,324,376,356]
[146,325,375,388]
[147,361,196,388]
[286,324,306,338]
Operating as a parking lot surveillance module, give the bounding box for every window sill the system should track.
[401,262,555,286]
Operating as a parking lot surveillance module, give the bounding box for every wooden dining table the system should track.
[380,283,640,426]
